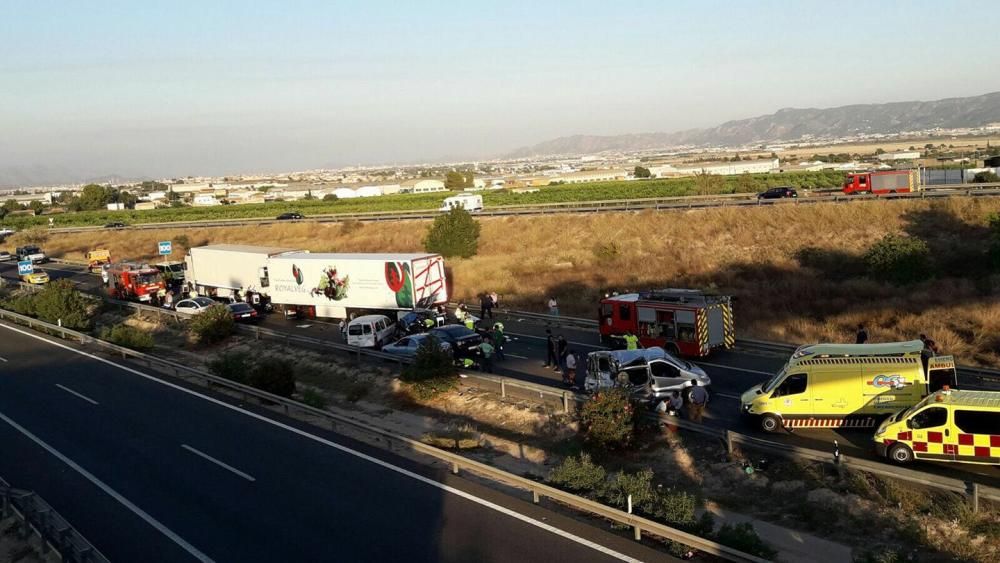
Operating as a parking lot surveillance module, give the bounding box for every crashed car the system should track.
[395,308,447,338]
[584,347,711,402]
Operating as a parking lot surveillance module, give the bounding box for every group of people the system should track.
[544,329,579,387]
[656,381,710,423]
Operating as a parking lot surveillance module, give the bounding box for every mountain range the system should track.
[506,91,1000,158]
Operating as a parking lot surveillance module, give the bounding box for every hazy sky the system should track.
[2,0,999,182]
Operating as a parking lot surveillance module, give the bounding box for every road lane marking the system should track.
[55,384,99,405]
[505,354,529,359]
[715,392,740,400]
[698,362,773,376]
[506,331,604,349]
[0,356,7,362]
[0,323,641,562]
[0,410,215,563]
[181,444,256,482]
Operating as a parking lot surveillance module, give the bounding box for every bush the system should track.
[603,468,656,511]
[19,227,48,245]
[32,280,92,330]
[972,171,1000,183]
[714,523,778,560]
[101,324,154,352]
[3,293,37,316]
[864,233,931,284]
[248,357,296,398]
[300,388,328,409]
[580,387,636,451]
[400,335,457,399]
[424,207,481,258]
[208,352,250,384]
[653,488,699,527]
[854,546,903,563]
[188,304,234,344]
[592,241,621,263]
[547,453,607,493]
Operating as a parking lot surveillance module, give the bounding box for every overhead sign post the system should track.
[18,260,34,276]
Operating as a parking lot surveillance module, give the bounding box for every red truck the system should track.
[842,170,918,195]
[107,262,167,303]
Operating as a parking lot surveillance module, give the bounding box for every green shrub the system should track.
[603,468,656,511]
[188,304,234,344]
[972,171,1000,183]
[653,488,698,527]
[854,546,903,563]
[3,293,38,316]
[580,387,636,451]
[714,523,778,560]
[864,233,931,284]
[31,280,92,330]
[248,357,296,398]
[424,207,481,258]
[207,352,250,384]
[547,453,607,494]
[400,335,457,399]
[101,323,154,352]
[300,388,328,409]
[592,241,621,263]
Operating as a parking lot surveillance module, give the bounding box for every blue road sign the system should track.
[17,260,33,276]
[158,241,172,255]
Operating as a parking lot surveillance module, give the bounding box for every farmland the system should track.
[2,170,845,229]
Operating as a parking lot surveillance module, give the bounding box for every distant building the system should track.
[651,159,779,177]
[551,169,627,184]
[399,179,446,194]
[878,151,921,161]
[106,202,125,211]
[355,185,382,197]
[192,194,220,206]
[333,187,359,199]
[134,201,158,211]
[7,192,53,205]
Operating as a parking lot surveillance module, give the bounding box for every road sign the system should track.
[158,241,172,255]
[17,261,33,276]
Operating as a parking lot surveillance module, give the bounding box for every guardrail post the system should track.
[255,326,260,341]
[562,391,569,414]
[532,489,540,504]
[725,429,734,456]
[633,524,641,541]
[451,462,459,475]
[500,379,506,398]
[968,482,979,513]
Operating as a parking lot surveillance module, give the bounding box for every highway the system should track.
[3,260,999,488]
[0,321,674,562]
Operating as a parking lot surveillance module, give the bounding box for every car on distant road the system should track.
[0,251,11,261]
[757,186,798,199]
[381,334,452,359]
[276,212,304,220]
[226,302,260,323]
[428,324,483,358]
[174,297,217,315]
[104,222,127,229]
[0,227,15,238]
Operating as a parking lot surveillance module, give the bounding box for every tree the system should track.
[322,193,338,201]
[463,171,475,188]
[424,207,480,258]
[32,279,93,330]
[972,171,1000,183]
[693,171,725,195]
[0,207,6,220]
[3,199,21,213]
[29,200,44,215]
[633,166,651,178]
[400,335,458,399]
[303,189,315,200]
[117,190,138,209]
[78,184,111,210]
[580,387,636,451]
[874,148,885,155]
[188,304,234,344]
[444,171,466,191]
[864,233,931,285]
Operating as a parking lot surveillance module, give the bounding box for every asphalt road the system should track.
[2,260,998,486]
[0,321,675,563]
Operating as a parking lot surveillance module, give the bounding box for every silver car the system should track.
[584,347,710,401]
[382,334,452,358]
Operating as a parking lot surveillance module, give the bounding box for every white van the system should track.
[346,314,396,348]
[440,194,483,213]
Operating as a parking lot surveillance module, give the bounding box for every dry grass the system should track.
[24,197,1000,366]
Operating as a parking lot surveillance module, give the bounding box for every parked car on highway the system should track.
[382,334,453,358]
[757,186,798,199]
[276,212,304,220]
[226,302,260,323]
[174,297,217,314]
[104,222,127,229]
[21,270,50,285]
[0,250,11,261]
[428,324,483,358]
[345,314,396,348]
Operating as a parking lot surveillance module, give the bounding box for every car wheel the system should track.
[761,414,782,433]
[888,443,914,465]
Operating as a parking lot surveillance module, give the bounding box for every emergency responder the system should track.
[492,322,506,361]
[464,316,476,330]
[479,340,495,373]
[423,316,436,329]
[623,331,640,350]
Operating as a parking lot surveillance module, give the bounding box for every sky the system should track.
[2,0,999,183]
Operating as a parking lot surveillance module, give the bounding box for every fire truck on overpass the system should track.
[598,289,735,357]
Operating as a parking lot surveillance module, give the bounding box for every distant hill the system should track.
[506,91,1000,158]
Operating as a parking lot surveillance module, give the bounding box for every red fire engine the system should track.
[842,170,917,195]
[598,289,735,357]
[107,262,167,303]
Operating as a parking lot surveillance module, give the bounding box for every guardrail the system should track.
[0,307,766,561]
[37,182,1000,234]
[0,475,110,563]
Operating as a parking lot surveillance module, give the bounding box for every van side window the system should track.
[618,305,631,321]
[910,407,947,429]
[954,410,999,435]
[772,373,807,398]
[375,320,385,331]
[363,325,372,334]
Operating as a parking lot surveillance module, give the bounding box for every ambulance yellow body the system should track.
[740,341,956,432]
[875,389,1000,465]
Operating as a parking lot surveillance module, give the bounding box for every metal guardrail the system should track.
[35,183,1000,234]
[0,476,110,563]
[0,308,765,561]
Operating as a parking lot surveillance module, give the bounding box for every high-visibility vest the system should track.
[464,318,475,330]
[423,318,436,328]
[625,334,639,350]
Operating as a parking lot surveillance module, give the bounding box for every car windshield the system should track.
[438,326,472,338]
[229,303,253,312]
[136,273,160,285]
[761,367,787,394]
[194,297,215,306]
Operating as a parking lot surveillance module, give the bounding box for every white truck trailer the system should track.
[184,244,303,299]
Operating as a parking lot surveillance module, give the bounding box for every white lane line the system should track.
[55,384,99,405]
[0,356,7,362]
[505,354,529,359]
[0,323,641,563]
[715,392,740,400]
[506,331,604,349]
[181,444,256,482]
[0,410,215,563]
[698,362,773,376]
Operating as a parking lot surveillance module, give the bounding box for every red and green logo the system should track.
[385,262,413,308]
[292,264,304,285]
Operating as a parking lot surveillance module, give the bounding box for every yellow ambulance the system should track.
[740,341,957,433]
[874,389,1000,465]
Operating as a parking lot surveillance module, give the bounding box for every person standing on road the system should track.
[479,340,495,373]
[480,292,494,320]
[623,331,639,351]
[687,380,709,423]
[492,323,506,361]
[543,329,558,368]
[563,349,577,386]
[547,296,559,317]
[855,323,868,344]
[490,291,499,312]
[557,335,568,373]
